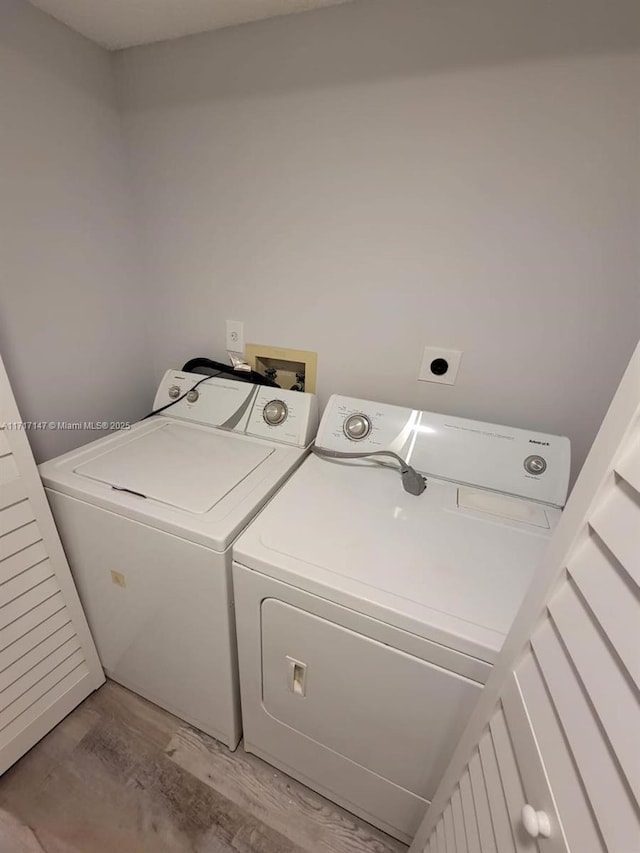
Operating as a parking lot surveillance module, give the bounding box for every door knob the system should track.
[522,804,551,839]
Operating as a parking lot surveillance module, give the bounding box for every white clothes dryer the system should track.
[39,370,318,749]
[232,395,570,841]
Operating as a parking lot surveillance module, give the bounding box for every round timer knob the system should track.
[168,385,181,399]
[524,454,547,475]
[344,413,372,441]
[263,400,288,426]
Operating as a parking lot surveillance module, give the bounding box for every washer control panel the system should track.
[247,389,318,446]
[263,399,288,426]
[316,395,571,507]
[152,371,319,447]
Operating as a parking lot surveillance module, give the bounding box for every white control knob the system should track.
[168,385,181,399]
[522,805,551,839]
[186,390,199,403]
[524,455,547,475]
[343,413,372,441]
[263,400,288,426]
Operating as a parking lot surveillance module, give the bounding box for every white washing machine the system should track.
[232,395,570,841]
[39,369,318,750]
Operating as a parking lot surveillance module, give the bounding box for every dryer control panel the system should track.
[317,397,421,456]
[316,395,570,507]
[152,370,319,447]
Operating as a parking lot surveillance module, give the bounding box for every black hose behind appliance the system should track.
[182,357,280,388]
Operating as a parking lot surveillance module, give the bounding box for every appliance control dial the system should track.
[263,399,288,426]
[186,389,199,403]
[344,413,372,441]
[168,385,181,399]
[524,454,547,475]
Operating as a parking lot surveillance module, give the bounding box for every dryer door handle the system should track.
[286,657,307,697]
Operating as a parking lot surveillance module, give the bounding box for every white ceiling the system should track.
[27,0,356,50]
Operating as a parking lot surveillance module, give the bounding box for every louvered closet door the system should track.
[423,454,640,852]
[426,690,569,853]
[0,356,104,774]
[513,427,640,853]
[412,342,640,853]
[435,427,640,852]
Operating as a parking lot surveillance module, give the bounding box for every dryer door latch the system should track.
[286,657,307,697]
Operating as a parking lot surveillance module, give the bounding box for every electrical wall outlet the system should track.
[226,320,244,353]
[418,347,463,385]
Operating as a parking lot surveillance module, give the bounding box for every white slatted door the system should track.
[0,356,104,774]
[411,342,640,853]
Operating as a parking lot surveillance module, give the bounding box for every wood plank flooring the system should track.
[0,680,408,853]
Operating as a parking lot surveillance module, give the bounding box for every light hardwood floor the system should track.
[0,680,408,853]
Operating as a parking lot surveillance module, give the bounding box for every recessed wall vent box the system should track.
[246,345,317,394]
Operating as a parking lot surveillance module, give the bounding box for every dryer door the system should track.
[261,598,482,801]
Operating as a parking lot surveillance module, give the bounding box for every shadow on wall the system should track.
[116,0,640,110]
[0,0,116,101]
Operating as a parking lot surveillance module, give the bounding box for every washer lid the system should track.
[74,421,274,513]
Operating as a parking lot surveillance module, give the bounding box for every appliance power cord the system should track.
[312,446,427,496]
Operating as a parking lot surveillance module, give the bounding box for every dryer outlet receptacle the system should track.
[418,347,463,385]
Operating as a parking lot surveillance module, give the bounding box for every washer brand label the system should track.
[529,439,550,446]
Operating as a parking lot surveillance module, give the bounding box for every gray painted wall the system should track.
[115,0,640,484]
[0,0,152,461]
[1,0,638,483]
